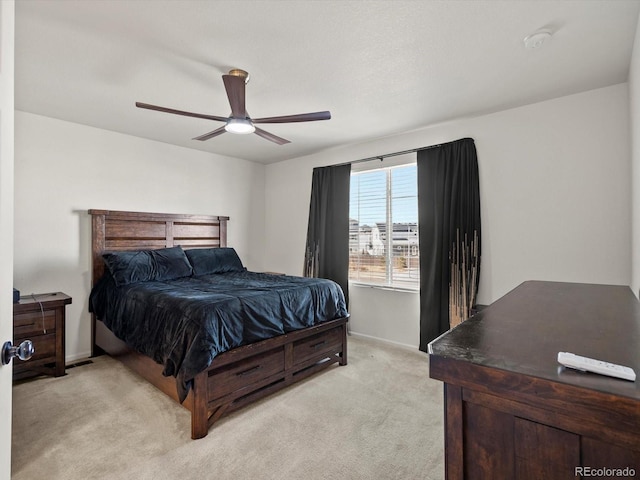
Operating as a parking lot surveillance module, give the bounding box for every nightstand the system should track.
[13,292,72,380]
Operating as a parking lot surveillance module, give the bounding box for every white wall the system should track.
[14,111,265,361]
[630,11,640,299]
[265,84,631,349]
[13,80,634,356]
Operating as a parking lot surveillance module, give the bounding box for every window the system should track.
[349,162,419,290]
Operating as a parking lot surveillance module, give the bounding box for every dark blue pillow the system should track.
[185,247,245,275]
[150,246,193,281]
[103,246,192,286]
[102,250,155,286]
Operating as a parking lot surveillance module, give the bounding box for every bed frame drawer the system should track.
[208,347,285,400]
[292,326,343,366]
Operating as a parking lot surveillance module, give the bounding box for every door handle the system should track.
[1,340,34,365]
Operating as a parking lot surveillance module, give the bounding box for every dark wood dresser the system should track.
[13,292,72,380]
[429,281,640,479]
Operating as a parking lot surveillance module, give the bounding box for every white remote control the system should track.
[557,352,636,381]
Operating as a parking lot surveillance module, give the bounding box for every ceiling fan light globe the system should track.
[225,118,255,134]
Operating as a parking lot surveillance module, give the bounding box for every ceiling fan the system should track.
[136,69,331,145]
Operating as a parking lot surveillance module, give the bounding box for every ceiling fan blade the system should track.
[254,127,290,145]
[193,126,227,141]
[222,75,247,118]
[252,111,331,124]
[136,102,228,122]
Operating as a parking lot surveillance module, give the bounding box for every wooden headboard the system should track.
[89,209,229,287]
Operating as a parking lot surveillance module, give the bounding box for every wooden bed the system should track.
[89,209,348,439]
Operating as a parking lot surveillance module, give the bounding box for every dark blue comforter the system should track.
[89,271,348,402]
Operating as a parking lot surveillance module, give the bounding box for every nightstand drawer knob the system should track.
[1,340,34,366]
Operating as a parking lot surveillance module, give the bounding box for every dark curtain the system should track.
[303,164,351,307]
[417,138,481,351]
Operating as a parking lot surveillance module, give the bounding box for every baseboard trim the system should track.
[349,331,419,352]
[65,351,92,364]
[65,335,421,367]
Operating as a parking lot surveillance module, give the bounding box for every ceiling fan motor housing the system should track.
[228,69,249,83]
[135,68,330,145]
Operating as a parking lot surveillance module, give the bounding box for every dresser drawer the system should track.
[13,333,57,380]
[292,326,343,366]
[14,310,56,337]
[12,292,71,380]
[208,348,284,400]
[14,333,56,365]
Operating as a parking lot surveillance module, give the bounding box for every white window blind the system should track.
[349,163,419,289]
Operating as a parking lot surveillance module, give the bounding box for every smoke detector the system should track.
[523,30,552,49]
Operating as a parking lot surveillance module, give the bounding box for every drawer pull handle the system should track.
[236,365,262,377]
[311,341,326,349]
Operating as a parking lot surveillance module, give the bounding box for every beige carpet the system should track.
[12,336,444,480]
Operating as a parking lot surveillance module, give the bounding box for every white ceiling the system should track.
[15,0,640,165]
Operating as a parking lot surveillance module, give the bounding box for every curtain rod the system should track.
[329,137,473,168]
[331,147,423,168]
[331,143,443,168]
